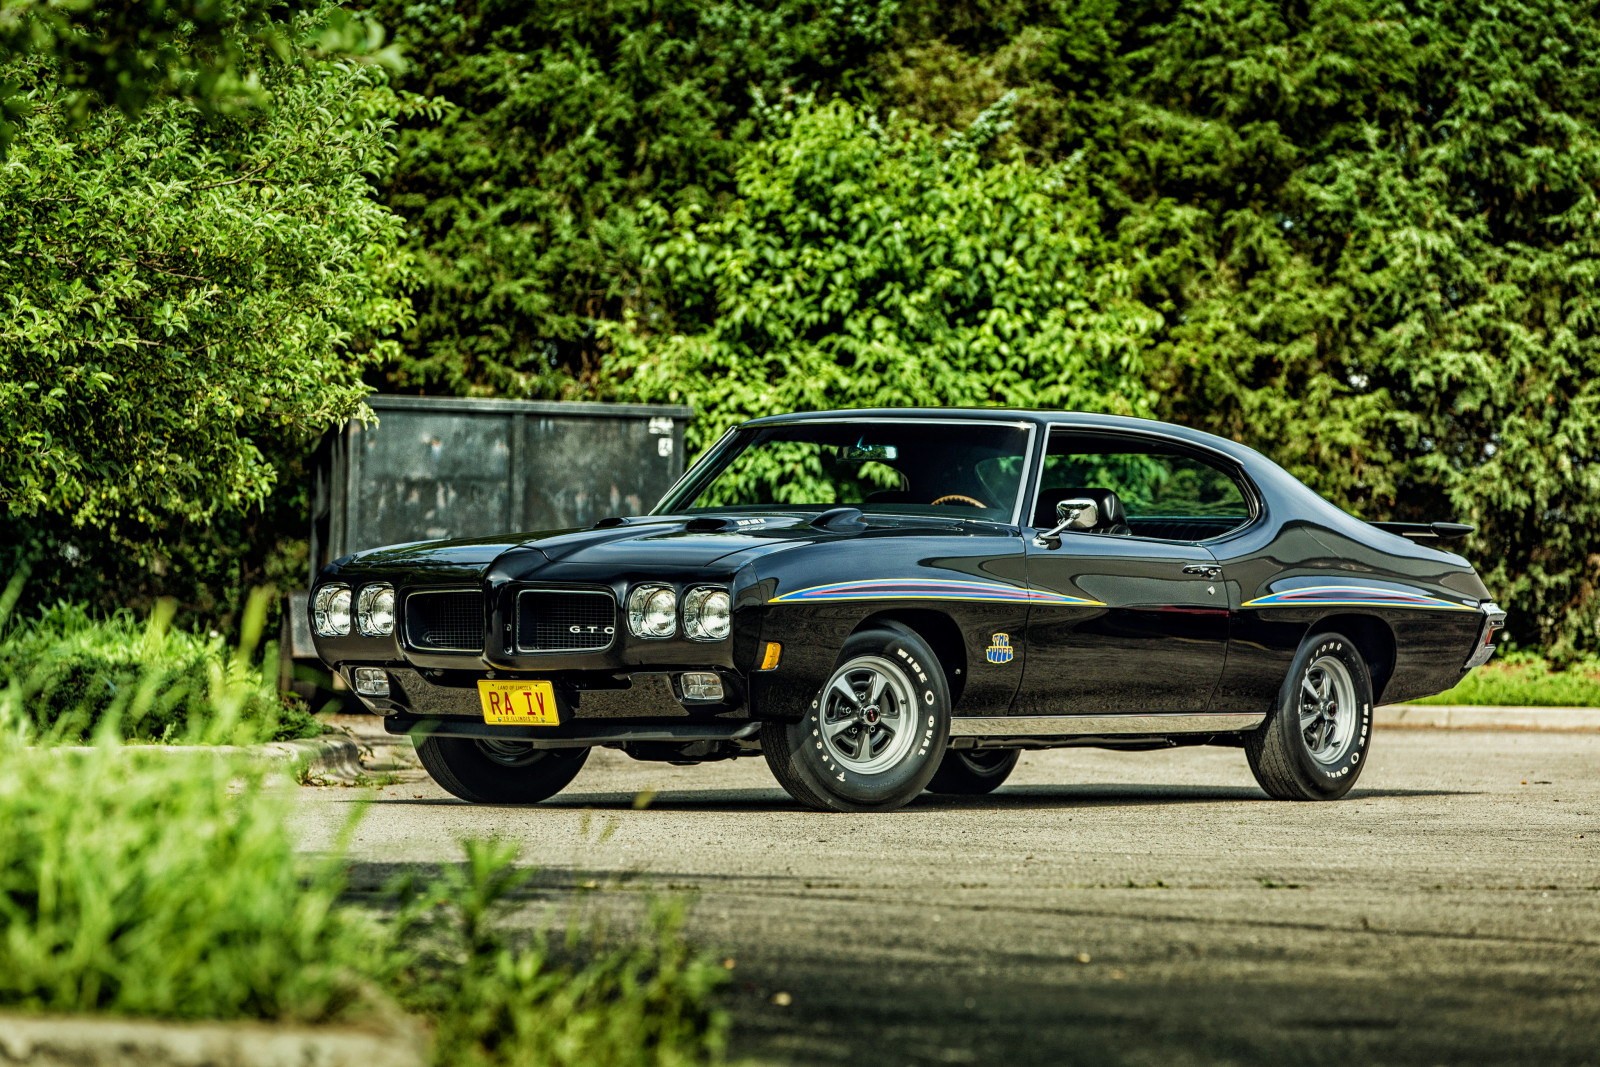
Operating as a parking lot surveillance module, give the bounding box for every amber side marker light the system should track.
[759,642,782,671]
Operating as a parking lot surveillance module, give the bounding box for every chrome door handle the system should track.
[1183,564,1222,580]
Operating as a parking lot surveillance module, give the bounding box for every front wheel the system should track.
[1245,631,1373,800]
[761,625,950,812]
[416,735,590,804]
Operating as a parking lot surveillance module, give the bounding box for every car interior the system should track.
[1034,433,1253,543]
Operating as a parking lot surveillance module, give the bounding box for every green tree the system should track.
[0,22,415,546]
[1109,0,1600,653]
[604,96,1157,454]
[878,0,1600,654]
[367,0,900,397]
[0,0,399,149]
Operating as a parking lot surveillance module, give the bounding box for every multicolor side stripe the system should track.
[768,578,1104,606]
[1242,585,1478,611]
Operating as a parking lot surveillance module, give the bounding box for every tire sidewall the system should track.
[1277,632,1373,797]
[780,626,951,810]
[417,736,589,804]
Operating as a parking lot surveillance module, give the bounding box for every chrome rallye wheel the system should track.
[762,625,950,812]
[1246,631,1374,800]
[416,736,590,804]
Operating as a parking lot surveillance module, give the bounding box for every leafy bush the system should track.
[0,585,320,744]
[0,6,413,540]
[1411,652,1600,708]
[605,94,1157,456]
[0,736,730,1064]
[369,0,898,396]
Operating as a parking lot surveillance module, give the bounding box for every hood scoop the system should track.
[685,516,740,533]
[810,507,866,533]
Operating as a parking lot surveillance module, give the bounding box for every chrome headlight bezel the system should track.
[682,586,731,641]
[313,583,352,637]
[356,583,396,636]
[627,584,678,639]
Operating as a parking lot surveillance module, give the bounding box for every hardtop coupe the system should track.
[310,409,1505,812]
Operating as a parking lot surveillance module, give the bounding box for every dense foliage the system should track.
[0,41,411,535]
[4,0,1598,654]
[0,585,319,744]
[607,95,1156,452]
[367,0,899,396]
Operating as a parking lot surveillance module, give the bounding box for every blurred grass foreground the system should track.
[0,574,730,1065]
[0,743,729,1065]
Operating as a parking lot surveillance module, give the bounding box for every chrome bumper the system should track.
[1463,602,1507,670]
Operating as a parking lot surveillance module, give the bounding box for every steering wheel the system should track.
[929,494,987,508]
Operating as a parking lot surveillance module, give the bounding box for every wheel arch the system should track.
[1307,613,1396,703]
[854,608,968,706]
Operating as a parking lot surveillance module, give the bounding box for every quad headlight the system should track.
[627,584,678,638]
[357,583,396,636]
[313,584,352,637]
[683,587,731,641]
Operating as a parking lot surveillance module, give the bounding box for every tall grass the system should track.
[0,668,729,1064]
[0,574,320,744]
[0,743,389,1020]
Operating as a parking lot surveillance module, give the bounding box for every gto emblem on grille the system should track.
[569,625,617,635]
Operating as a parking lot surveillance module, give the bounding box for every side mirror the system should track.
[1033,498,1098,548]
[1057,498,1099,530]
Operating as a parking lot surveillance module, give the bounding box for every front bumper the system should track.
[343,665,751,723]
[1463,602,1507,670]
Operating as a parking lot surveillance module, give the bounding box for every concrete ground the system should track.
[295,726,1600,1066]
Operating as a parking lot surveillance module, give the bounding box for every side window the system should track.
[1035,436,1251,541]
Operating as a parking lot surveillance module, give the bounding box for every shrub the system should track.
[0,582,320,744]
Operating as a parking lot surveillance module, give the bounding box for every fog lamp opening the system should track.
[352,667,390,697]
[679,672,724,702]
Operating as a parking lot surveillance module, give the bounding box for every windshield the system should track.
[657,421,1033,521]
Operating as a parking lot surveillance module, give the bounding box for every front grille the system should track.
[516,589,616,652]
[404,590,483,652]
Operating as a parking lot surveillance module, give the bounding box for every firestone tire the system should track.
[925,748,1020,795]
[416,736,590,804]
[1246,631,1374,801]
[761,625,950,813]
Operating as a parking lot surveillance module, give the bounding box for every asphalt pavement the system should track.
[294,726,1600,1066]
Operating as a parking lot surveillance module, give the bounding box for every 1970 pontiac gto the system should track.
[310,409,1504,812]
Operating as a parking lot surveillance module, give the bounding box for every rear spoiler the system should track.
[1369,521,1475,542]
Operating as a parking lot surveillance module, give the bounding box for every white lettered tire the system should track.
[761,625,950,812]
[1245,631,1374,800]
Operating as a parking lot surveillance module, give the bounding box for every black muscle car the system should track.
[310,409,1505,812]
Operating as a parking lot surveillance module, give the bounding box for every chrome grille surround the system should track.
[515,588,618,653]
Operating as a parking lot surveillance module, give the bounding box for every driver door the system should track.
[1012,432,1242,717]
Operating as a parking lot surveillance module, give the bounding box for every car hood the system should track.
[334,514,834,583]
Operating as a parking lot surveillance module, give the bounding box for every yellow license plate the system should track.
[478,680,560,725]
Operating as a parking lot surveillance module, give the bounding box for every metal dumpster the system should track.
[285,396,693,674]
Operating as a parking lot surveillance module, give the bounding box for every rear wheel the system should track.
[761,625,950,812]
[416,735,590,804]
[926,748,1019,795]
[1246,631,1373,800]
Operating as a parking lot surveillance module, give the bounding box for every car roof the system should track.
[739,408,1267,467]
